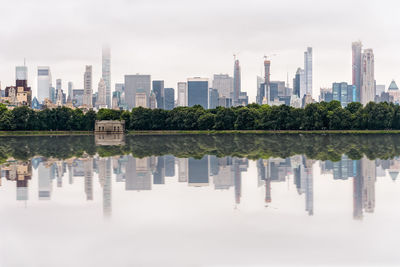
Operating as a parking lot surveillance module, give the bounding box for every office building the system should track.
[177,82,187,107]
[352,41,362,102]
[37,66,52,103]
[209,88,219,109]
[83,65,93,107]
[16,66,27,81]
[152,80,164,109]
[72,89,84,107]
[233,59,241,105]
[212,74,233,99]
[361,49,375,105]
[388,80,400,104]
[187,77,208,109]
[97,78,107,108]
[304,47,313,96]
[149,91,157,109]
[124,74,151,110]
[102,46,111,108]
[67,82,73,102]
[135,88,147,108]
[164,87,174,110]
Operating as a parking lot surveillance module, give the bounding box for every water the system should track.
[1,134,400,266]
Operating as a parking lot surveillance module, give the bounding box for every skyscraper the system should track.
[177,82,187,107]
[304,47,313,96]
[55,79,63,105]
[124,74,151,110]
[233,58,241,105]
[187,77,208,109]
[264,60,271,104]
[352,41,362,102]
[37,66,52,103]
[152,80,164,109]
[67,82,73,102]
[102,45,111,108]
[164,87,174,110]
[361,49,375,105]
[83,65,93,107]
[97,78,107,108]
[16,66,28,81]
[212,74,233,99]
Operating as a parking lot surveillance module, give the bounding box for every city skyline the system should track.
[1,0,400,102]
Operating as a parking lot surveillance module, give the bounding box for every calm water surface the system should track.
[1,134,400,266]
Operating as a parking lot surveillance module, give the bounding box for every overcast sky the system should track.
[0,0,399,101]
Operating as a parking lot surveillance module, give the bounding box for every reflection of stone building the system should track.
[95,133,125,146]
[99,158,112,218]
[37,162,55,200]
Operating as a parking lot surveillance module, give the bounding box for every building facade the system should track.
[102,46,111,108]
[83,65,93,107]
[152,80,164,109]
[187,78,208,109]
[164,87,174,110]
[361,49,375,105]
[304,47,313,96]
[177,82,187,107]
[37,66,52,103]
[124,74,151,110]
[233,59,241,106]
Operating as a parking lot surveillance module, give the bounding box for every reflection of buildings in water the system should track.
[99,158,112,218]
[361,157,376,213]
[164,155,175,177]
[177,158,188,183]
[95,133,125,146]
[38,161,55,200]
[3,160,32,201]
[125,156,152,191]
[153,156,165,185]
[188,156,209,187]
[113,156,128,182]
[83,158,94,201]
[212,157,234,190]
[293,157,314,215]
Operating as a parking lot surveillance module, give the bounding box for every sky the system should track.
[0,0,399,102]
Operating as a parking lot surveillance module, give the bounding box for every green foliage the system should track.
[1,101,400,131]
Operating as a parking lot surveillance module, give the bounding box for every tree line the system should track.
[1,100,400,131]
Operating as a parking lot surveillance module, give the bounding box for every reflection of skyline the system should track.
[1,154,399,220]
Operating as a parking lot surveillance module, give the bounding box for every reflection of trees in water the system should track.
[0,134,400,161]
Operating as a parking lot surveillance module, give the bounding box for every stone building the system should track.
[95,120,125,133]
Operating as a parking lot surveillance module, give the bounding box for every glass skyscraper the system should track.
[187,78,208,109]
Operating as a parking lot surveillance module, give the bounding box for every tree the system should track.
[198,113,216,130]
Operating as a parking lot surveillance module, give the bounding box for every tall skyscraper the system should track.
[83,65,93,107]
[152,80,164,109]
[352,41,362,102]
[187,77,208,109]
[212,74,233,99]
[164,87,175,110]
[16,66,28,81]
[264,60,271,104]
[37,66,52,103]
[67,82,73,102]
[97,78,107,108]
[102,45,111,108]
[233,58,241,105]
[304,47,313,96]
[177,82,187,107]
[55,79,63,105]
[361,49,375,105]
[124,74,151,110]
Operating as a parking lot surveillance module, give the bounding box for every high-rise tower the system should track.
[352,41,362,102]
[361,49,375,105]
[233,57,241,106]
[83,65,93,107]
[37,66,52,103]
[304,47,313,96]
[102,45,111,108]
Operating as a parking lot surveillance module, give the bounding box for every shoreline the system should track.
[0,130,400,136]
